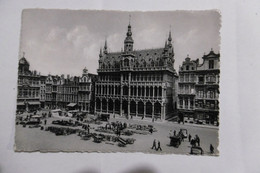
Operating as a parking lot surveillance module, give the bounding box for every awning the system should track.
[28,101,41,105]
[67,103,77,107]
[17,102,25,106]
[52,109,62,112]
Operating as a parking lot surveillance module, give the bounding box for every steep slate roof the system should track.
[102,48,165,64]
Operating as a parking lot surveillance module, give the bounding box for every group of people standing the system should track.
[189,134,200,147]
[151,139,162,151]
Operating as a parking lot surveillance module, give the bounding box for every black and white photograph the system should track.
[15,9,220,155]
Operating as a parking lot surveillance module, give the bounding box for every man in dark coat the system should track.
[157,140,162,151]
[210,144,214,154]
[197,136,200,146]
[188,134,191,142]
[151,139,156,150]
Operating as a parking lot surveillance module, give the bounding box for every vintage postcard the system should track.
[15,9,220,155]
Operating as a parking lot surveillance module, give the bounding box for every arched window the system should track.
[143,61,146,67]
[159,59,164,66]
[151,60,154,67]
[124,59,129,66]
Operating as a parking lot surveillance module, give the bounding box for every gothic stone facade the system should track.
[95,23,178,120]
[177,50,220,125]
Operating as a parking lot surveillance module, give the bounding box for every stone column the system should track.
[113,100,115,114]
[136,102,138,117]
[120,86,123,98]
[144,102,146,118]
[100,100,103,112]
[161,104,164,120]
[101,85,103,95]
[188,98,190,109]
[128,101,130,117]
[120,101,122,116]
[152,102,154,120]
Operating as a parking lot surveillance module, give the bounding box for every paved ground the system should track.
[15,110,219,155]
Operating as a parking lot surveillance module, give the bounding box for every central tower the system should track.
[124,17,134,52]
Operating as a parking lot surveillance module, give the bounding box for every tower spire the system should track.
[124,16,134,52]
[103,39,108,54]
[164,40,168,50]
[168,30,172,42]
[99,47,103,57]
[129,14,131,25]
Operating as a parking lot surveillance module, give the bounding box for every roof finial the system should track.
[168,28,172,42]
[105,39,107,49]
[23,51,25,57]
[129,14,131,25]
[103,39,108,54]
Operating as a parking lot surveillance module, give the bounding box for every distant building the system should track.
[39,75,47,108]
[95,21,178,120]
[78,68,96,113]
[16,55,97,113]
[17,55,41,112]
[177,49,220,125]
[44,70,97,113]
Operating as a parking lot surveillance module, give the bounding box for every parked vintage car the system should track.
[169,135,182,148]
[52,120,74,126]
[99,113,110,121]
[190,146,204,155]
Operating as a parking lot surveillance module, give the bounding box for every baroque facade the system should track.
[45,69,97,113]
[17,55,41,112]
[95,22,178,120]
[17,55,97,113]
[177,49,220,125]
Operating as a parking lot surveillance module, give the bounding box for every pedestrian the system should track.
[151,139,156,150]
[157,140,162,151]
[197,135,200,146]
[210,144,214,154]
[173,130,176,136]
[188,134,191,142]
[149,128,153,134]
[191,138,196,147]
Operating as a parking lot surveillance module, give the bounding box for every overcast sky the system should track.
[20,9,220,76]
